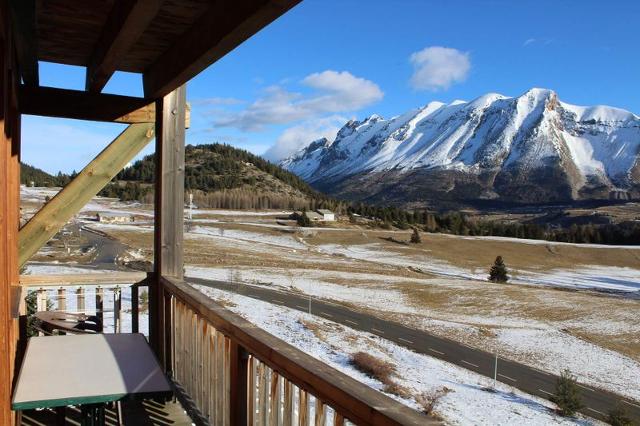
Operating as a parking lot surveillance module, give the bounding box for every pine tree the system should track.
[410,228,421,244]
[551,369,583,417]
[297,208,311,227]
[488,256,508,283]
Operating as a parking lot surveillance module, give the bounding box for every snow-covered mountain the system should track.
[280,88,640,206]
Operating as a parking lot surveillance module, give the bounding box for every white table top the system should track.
[12,333,171,410]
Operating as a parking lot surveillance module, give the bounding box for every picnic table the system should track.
[34,311,102,334]
[12,333,172,426]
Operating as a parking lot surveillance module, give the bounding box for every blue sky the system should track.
[22,0,640,173]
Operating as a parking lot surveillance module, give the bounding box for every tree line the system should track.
[346,205,640,246]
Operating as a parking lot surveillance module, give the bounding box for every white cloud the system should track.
[262,115,347,162]
[409,46,470,91]
[523,38,536,47]
[194,97,244,106]
[213,70,383,131]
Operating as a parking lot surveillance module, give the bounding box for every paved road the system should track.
[187,276,640,423]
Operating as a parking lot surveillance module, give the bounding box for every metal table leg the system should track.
[80,403,106,426]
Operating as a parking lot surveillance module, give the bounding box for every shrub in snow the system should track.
[350,352,395,385]
[607,404,633,426]
[410,228,422,244]
[488,255,509,283]
[416,387,451,415]
[551,369,583,417]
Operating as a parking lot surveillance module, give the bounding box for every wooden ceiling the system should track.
[12,0,300,99]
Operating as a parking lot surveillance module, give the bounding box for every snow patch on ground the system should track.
[192,285,602,426]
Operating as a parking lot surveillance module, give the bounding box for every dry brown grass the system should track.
[349,351,415,398]
[350,352,396,385]
[98,220,640,363]
[416,387,451,415]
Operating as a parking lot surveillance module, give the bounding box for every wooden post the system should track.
[113,286,121,333]
[131,284,139,333]
[76,287,85,312]
[56,287,65,311]
[36,288,46,312]
[151,85,186,365]
[95,286,104,331]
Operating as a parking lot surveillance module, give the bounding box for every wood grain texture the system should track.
[143,0,301,98]
[86,0,162,92]
[8,0,37,85]
[0,16,22,423]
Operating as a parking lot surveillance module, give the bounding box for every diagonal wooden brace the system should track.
[18,123,155,268]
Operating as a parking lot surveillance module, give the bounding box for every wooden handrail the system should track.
[19,272,146,287]
[160,276,437,425]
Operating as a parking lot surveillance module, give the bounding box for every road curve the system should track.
[186,276,640,424]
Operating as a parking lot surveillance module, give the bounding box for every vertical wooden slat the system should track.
[113,286,121,333]
[298,389,308,426]
[283,380,293,426]
[250,356,257,426]
[223,336,231,426]
[131,285,138,333]
[315,399,325,426]
[76,287,85,312]
[333,413,344,426]
[269,371,281,425]
[211,328,217,425]
[230,342,249,426]
[95,286,104,330]
[216,331,225,425]
[36,288,46,312]
[257,362,267,426]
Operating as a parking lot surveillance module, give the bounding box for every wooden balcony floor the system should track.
[19,399,193,426]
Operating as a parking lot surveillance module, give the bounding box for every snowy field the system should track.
[185,265,640,402]
[194,285,603,426]
[317,243,640,293]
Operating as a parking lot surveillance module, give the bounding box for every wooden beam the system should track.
[8,0,37,86]
[143,0,300,99]
[19,272,146,287]
[18,85,153,123]
[18,86,190,126]
[154,85,186,279]
[150,85,185,366]
[86,0,162,93]
[18,123,155,268]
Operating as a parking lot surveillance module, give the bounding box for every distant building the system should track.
[304,211,323,221]
[316,209,335,221]
[97,213,133,224]
[292,209,336,222]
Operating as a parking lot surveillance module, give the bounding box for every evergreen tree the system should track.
[296,208,311,227]
[551,369,583,417]
[410,228,422,244]
[488,256,509,283]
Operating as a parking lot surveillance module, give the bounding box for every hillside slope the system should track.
[103,143,330,209]
[281,88,640,207]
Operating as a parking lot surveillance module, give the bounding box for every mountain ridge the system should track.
[280,88,640,207]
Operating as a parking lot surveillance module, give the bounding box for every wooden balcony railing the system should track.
[159,276,437,426]
[19,273,438,425]
[19,272,148,334]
